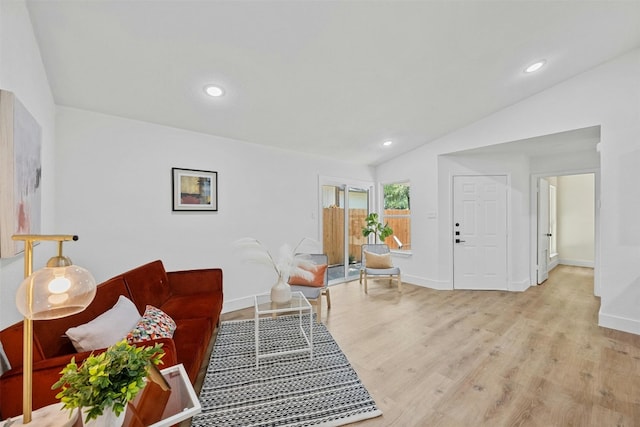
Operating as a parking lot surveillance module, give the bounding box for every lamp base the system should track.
[1,403,78,427]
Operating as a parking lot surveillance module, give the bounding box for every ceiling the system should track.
[448,125,601,157]
[25,1,640,166]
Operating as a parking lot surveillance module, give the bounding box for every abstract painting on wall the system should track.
[172,168,218,211]
[0,89,42,258]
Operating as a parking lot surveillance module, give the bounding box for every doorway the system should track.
[320,180,372,283]
[534,173,597,290]
[452,175,508,290]
[537,177,551,283]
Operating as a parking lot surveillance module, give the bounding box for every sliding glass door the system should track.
[320,180,371,283]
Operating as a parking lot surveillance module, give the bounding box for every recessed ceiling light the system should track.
[204,85,225,97]
[524,60,546,74]
[382,140,393,147]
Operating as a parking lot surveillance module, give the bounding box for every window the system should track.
[382,182,411,251]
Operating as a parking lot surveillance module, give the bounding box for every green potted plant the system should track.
[52,339,164,426]
[361,212,393,243]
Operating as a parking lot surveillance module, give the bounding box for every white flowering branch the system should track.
[234,237,321,282]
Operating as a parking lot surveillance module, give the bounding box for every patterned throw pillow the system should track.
[126,305,176,344]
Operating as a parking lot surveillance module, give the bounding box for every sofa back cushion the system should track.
[33,276,132,359]
[122,260,172,314]
[0,322,41,367]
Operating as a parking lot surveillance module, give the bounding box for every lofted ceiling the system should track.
[449,126,601,157]
[25,1,640,165]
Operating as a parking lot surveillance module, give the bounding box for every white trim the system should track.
[402,274,451,290]
[558,259,595,268]
[319,175,374,191]
[509,278,530,292]
[222,295,254,313]
[599,311,640,335]
[390,249,412,257]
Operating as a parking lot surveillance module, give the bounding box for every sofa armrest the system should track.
[166,268,223,296]
[0,353,93,419]
[0,338,178,419]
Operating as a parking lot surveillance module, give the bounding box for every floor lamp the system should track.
[11,234,96,425]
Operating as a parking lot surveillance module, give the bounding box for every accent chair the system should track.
[360,244,401,294]
[289,253,331,323]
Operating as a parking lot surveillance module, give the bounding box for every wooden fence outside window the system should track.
[322,208,410,265]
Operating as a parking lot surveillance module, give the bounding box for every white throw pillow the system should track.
[66,295,141,352]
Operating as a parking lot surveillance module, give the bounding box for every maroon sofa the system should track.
[0,260,223,420]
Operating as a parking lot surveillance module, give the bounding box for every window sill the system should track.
[391,250,412,257]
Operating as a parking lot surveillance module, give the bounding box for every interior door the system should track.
[537,178,550,284]
[453,175,508,290]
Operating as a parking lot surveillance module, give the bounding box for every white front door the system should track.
[453,175,508,290]
[537,178,550,284]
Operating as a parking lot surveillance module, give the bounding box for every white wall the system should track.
[557,174,595,267]
[54,107,374,315]
[0,0,57,328]
[376,48,640,334]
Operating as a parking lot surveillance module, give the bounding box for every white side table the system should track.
[254,292,313,367]
[0,403,77,427]
[0,365,199,427]
[124,363,200,427]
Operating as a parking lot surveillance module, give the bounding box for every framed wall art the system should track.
[172,168,218,211]
[0,89,42,258]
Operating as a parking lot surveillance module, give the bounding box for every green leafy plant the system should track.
[361,212,393,243]
[52,340,164,423]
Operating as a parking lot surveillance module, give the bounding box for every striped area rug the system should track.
[191,315,382,427]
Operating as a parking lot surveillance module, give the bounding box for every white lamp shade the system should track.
[15,265,97,320]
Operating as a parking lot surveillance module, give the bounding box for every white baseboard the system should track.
[559,258,594,268]
[403,274,451,290]
[509,279,530,292]
[222,296,254,314]
[404,275,531,292]
[222,274,531,314]
[599,311,640,335]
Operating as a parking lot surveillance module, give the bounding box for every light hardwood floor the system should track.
[209,266,640,426]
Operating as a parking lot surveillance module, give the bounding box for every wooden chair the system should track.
[289,253,331,323]
[360,244,401,294]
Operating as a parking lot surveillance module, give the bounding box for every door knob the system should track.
[455,239,466,243]
[546,233,552,237]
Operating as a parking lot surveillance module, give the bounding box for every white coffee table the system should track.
[254,291,313,367]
